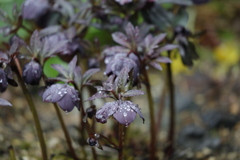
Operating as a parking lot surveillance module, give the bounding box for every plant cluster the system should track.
[0,0,210,159]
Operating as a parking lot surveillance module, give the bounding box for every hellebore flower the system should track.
[42,84,80,112]
[0,68,8,93]
[22,0,50,20]
[95,100,144,126]
[105,53,140,82]
[23,60,42,85]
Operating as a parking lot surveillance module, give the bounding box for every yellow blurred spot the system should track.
[214,41,239,66]
[171,54,191,75]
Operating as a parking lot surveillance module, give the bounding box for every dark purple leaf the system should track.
[115,67,129,93]
[122,89,145,97]
[51,64,68,78]
[0,98,12,107]
[112,32,130,48]
[82,68,100,85]
[68,55,77,77]
[87,91,113,101]
[125,22,139,42]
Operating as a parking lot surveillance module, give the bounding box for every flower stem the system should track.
[142,68,156,160]
[165,52,175,158]
[13,57,48,160]
[8,146,16,160]
[53,103,79,160]
[118,123,124,160]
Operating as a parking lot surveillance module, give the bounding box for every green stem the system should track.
[143,68,156,160]
[118,124,124,160]
[8,146,16,160]
[53,103,79,160]
[13,58,48,160]
[165,52,175,158]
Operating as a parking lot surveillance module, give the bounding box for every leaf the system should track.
[116,67,129,93]
[82,68,100,85]
[149,61,162,70]
[73,66,82,89]
[112,32,130,48]
[68,55,77,78]
[154,56,172,63]
[46,40,69,57]
[122,90,145,98]
[39,25,62,38]
[157,0,193,5]
[102,46,129,56]
[51,64,68,78]
[87,91,113,101]
[157,44,178,53]
[0,98,12,107]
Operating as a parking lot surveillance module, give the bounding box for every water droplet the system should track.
[65,111,68,115]
[94,133,100,138]
[0,79,2,83]
[34,70,38,73]
[58,91,62,94]
[123,112,127,117]
[125,123,129,127]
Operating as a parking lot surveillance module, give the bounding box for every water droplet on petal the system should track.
[65,111,68,115]
[123,112,127,117]
[0,79,3,83]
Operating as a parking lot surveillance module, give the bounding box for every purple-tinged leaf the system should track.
[115,0,133,5]
[115,67,129,93]
[122,89,145,98]
[157,44,178,53]
[155,56,172,63]
[82,68,100,85]
[102,46,129,56]
[73,66,82,89]
[125,23,139,42]
[46,40,69,57]
[153,33,167,45]
[150,61,162,70]
[68,55,77,78]
[112,32,130,48]
[39,25,62,38]
[87,91,113,101]
[51,64,68,78]
[0,98,12,107]
[30,30,42,55]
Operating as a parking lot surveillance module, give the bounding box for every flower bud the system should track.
[23,60,43,85]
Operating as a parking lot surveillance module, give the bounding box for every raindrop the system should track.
[125,123,129,127]
[0,79,2,83]
[34,70,38,74]
[58,91,62,95]
[65,111,69,115]
[94,133,100,138]
[123,112,127,117]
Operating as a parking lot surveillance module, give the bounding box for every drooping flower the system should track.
[0,68,8,93]
[95,100,144,126]
[42,84,80,112]
[23,60,43,85]
[22,0,50,20]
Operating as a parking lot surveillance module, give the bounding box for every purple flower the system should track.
[95,100,144,126]
[105,53,140,82]
[0,68,8,93]
[42,84,80,112]
[22,0,50,20]
[23,60,42,85]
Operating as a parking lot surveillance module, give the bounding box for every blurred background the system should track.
[0,0,240,159]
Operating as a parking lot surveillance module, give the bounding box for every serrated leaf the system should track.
[150,61,162,70]
[0,98,12,107]
[122,89,145,98]
[82,68,100,85]
[51,64,68,78]
[125,22,139,42]
[112,32,130,48]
